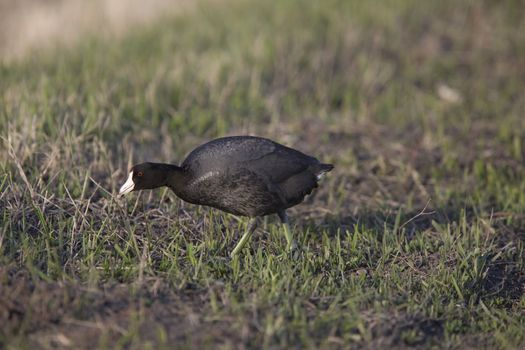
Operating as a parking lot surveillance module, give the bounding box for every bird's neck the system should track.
[158,163,190,196]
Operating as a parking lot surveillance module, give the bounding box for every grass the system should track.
[1,0,525,348]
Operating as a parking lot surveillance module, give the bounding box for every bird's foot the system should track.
[287,239,298,252]
[283,239,302,260]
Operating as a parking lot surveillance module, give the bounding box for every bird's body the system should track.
[119,136,333,256]
[173,136,332,217]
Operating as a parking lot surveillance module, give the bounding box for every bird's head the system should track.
[118,162,168,196]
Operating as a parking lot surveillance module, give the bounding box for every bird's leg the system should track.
[230,217,258,257]
[277,210,297,251]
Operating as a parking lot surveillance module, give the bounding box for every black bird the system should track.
[119,136,333,256]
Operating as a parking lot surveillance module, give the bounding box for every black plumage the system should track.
[119,136,333,256]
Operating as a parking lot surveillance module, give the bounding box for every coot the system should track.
[119,136,333,256]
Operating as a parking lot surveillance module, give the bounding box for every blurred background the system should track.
[0,0,188,61]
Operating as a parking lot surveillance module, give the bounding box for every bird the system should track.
[118,136,333,257]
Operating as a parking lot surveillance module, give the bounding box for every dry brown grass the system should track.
[0,0,193,61]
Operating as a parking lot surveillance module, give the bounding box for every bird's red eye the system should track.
[137,171,144,177]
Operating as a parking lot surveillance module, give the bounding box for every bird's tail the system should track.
[319,163,334,172]
[313,163,334,180]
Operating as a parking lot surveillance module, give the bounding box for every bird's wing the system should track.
[243,148,314,184]
[182,137,276,171]
[183,135,319,187]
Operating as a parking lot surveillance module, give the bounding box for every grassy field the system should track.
[1,0,525,348]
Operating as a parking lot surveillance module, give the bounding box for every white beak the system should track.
[119,172,135,196]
